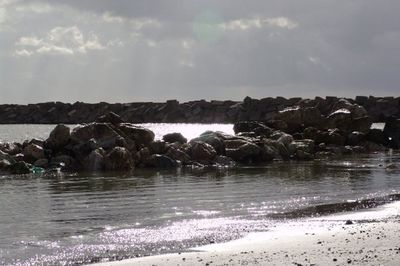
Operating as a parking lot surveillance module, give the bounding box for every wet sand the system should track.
[93,216,400,266]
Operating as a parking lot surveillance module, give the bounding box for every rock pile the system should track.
[0,99,399,175]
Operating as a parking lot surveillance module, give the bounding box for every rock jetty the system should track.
[0,97,399,175]
[0,96,399,124]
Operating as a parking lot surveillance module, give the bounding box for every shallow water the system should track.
[0,124,398,265]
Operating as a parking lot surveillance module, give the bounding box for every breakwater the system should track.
[0,96,399,124]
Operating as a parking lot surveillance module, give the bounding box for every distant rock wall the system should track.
[0,96,399,124]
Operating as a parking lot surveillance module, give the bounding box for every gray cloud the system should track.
[0,0,399,104]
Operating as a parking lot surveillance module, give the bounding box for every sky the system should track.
[0,0,399,104]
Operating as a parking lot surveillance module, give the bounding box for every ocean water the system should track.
[0,124,399,265]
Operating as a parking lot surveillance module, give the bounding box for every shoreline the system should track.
[92,203,400,266]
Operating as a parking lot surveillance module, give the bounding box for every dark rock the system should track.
[214,155,236,167]
[192,131,226,155]
[233,121,273,137]
[10,161,31,174]
[367,128,387,145]
[225,140,262,163]
[50,155,80,170]
[44,124,71,151]
[163,132,187,144]
[23,143,45,161]
[0,150,16,164]
[384,117,400,148]
[34,158,49,168]
[0,159,11,171]
[346,131,366,146]
[71,123,121,150]
[83,148,105,171]
[144,154,179,168]
[148,141,169,154]
[118,123,155,146]
[104,147,133,171]
[165,147,190,163]
[0,142,22,156]
[189,141,217,162]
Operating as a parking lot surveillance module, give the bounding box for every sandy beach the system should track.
[93,205,400,266]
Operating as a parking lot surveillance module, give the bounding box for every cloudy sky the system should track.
[0,0,399,103]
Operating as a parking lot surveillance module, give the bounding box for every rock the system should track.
[0,142,22,156]
[346,131,366,146]
[144,154,179,168]
[367,129,387,145]
[0,150,16,164]
[96,111,125,125]
[34,158,49,168]
[226,141,262,163]
[233,121,273,137]
[350,116,372,134]
[326,108,352,131]
[148,141,169,154]
[10,161,31,174]
[191,131,225,155]
[23,143,45,161]
[318,129,345,145]
[384,117,400,148]
[189,141,217,162]
[263,139,290,160]
[118,123,155,146]
[288,139,315,155]
[162,133,187,144]
[45,124,71,151]
[104,147,133,171]
[295,150,314,160]
[276,106,323,132]
[50,155,80,171]
[135,147,151,165]
[83,148,105,171]
[277,133,294,148]
[0,159,11,171]
[71,123,121,150]
[165,147,191,163]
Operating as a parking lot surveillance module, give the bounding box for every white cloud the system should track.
[15,2,53,14]
[14,49,34,57]
[102,12,125,24]
[220,16,298,31]
[15,26,105,56]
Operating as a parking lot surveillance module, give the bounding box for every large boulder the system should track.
[165,147,191,163]
[0,142,22,156]
[118,123,155,146]
[50,155,80,171]
[162,133,187,144]
[225,140,262,162]
[191,131,225,155]
[71,123,121,150]
[325,109,352,131]
[276,106,323,132]
[45,124,71,151]
[23,143,45,161]
[9,161,31,174]
[104,147,134,171]
[189,141,217,162]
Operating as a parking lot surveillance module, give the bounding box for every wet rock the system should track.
[350,116,372,134]
[104,147,133,171]
[326,108,352,131]
[144,154,179,168]
[277,133,294,148]
[34,158,49,168]
[225,141,262,163]
[10,161,31,174]
[71,123,121,150]
[23,143,45,161]
[148,141,169,154]
[0,142,22,156]
[83,148,105,171]
[288,139,315,155]
[383,117,400,148]
[50,155,80,171]
[346,131,366,146]
[44,124,71,151]
[163,132,187,144]
[277,106,323,132]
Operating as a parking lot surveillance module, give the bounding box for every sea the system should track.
[0,123,399,265]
